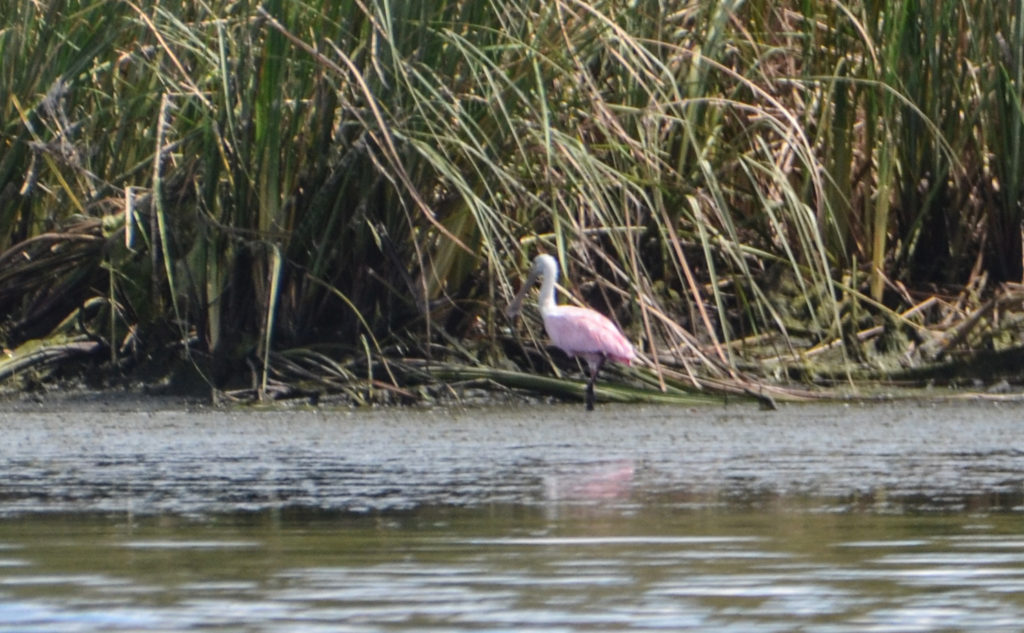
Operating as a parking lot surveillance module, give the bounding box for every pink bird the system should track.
[507,254,635,410]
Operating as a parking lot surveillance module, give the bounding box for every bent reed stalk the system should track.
[1,0,1024,403]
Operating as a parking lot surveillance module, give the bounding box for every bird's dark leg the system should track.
[585,355,606,411]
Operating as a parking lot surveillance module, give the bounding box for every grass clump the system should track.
[2,0,1024,405]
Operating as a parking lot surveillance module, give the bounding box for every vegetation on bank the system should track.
[2,0,1024,404]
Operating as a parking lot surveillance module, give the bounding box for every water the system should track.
[1,399,1024,631]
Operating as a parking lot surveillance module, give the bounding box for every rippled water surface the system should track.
[1,399,1024,631]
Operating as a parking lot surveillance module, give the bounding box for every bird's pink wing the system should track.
[543,306,635,364]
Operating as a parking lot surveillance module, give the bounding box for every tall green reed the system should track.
[2,0,1023,395]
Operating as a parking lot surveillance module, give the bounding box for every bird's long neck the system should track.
[536,258,559,316]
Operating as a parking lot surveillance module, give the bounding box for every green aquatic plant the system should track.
[1,0,1023,403]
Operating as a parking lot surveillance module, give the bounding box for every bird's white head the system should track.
[531,254,558,277]
[507,253,561,319]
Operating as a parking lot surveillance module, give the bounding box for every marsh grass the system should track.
[2,0,1024,403]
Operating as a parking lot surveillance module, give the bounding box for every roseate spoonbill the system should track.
[507,254,635,410]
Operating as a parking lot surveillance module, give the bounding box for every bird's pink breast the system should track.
[542,306,634,364]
